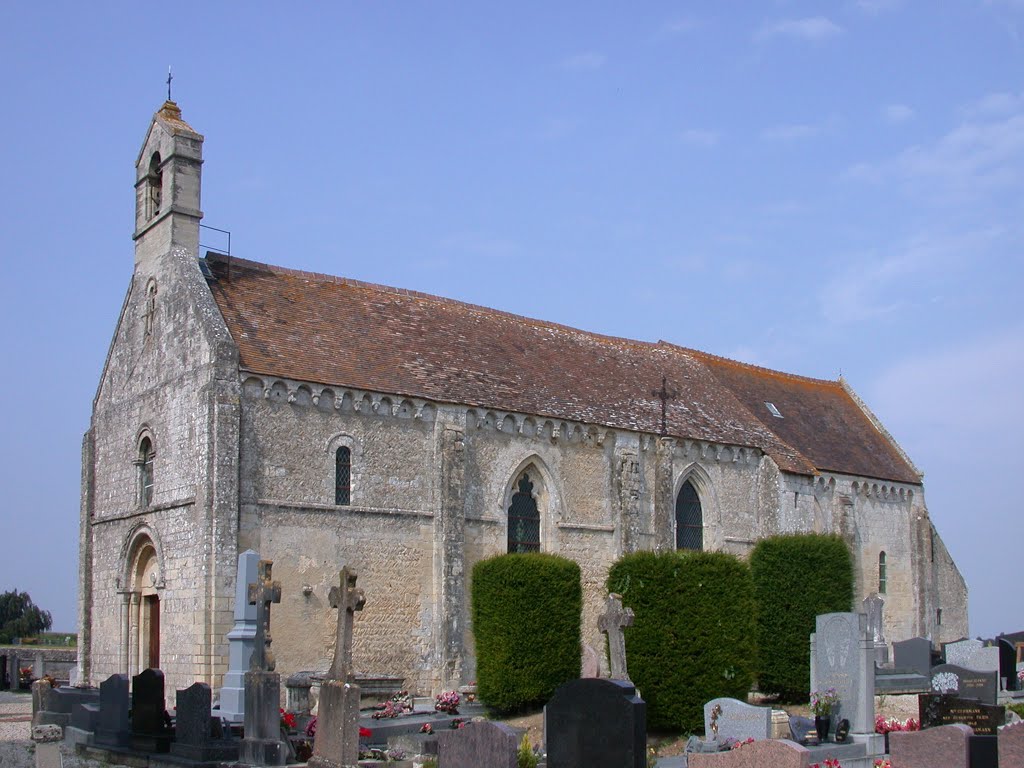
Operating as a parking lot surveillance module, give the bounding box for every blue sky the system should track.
[1,2,1020,640]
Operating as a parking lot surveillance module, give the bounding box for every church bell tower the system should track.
[133,100,204,265]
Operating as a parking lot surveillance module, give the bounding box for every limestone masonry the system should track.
[78,102,968,699]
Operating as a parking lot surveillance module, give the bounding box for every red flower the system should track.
[359,726,372,739]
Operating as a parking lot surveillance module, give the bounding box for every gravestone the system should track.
[35,685,100,729]
[965,646,1000,674]
[1000,637,1020,692]
[131,668,171,753]
[170,682,239,763]
[219,549,260,723]
[32,724,63,768]
[545,677,646,768]
[890,723,972,768]
[688,738,811,768]
[893,637,933,677]
[1000,721,1024,767]
[94,674,130,748]
[597,592,634,681]
[285,671,315,715]
[810,612,874,735]
[788,715,815,743]
[31,679,53,725]
[944,638,983,667]
[309,567,366,768]
[929,663,999,705]
[703,698,772,744]
[239,559,287,767]
[862,593,888,664]
[919,693,1005,735]
[67,701,100,746]
[436,720,519,768]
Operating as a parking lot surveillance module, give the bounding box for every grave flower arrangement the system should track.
[305,716,318,738]
[419,723,433,735]
[434,689,460,714]
[371,690,414,719]
[1018,669,1024,686]
[729,737,755,750]
[874,715,920,734]
[279,708,297,731]
[809,759,842,768]
[874,760,892,768]
[810,687,840,717]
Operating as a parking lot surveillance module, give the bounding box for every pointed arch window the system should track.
[878,551,887,594]
[675,479,703,551]
[507,473,540,553]
[137,436,155,507]
[335,446,351,506]
[147,152,162,220]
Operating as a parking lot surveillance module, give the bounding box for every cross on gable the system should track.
[597,592,634,681]
[651,376,679,437]
[327,566,366,681]
[247,560,282,672]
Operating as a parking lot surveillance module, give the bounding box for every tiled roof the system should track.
[206,254,920,485]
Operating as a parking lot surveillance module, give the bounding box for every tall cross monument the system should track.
[598,592,635,681]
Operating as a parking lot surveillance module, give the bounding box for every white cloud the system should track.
[883,103,915,123]
[560,52,606,71]
[755,17,843,42]
[678,128,719,147]
[845,96,1024,201]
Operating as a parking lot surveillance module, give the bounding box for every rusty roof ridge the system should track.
[208,252,665,351]
[658,341,842,387]
[839,377,924,481]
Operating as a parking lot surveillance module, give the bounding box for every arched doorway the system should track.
[675,479,703,551]
[124,534,162,674]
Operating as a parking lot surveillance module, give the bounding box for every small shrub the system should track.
[472,553,582,713]
[517,733,538,768]
[750,533,853,702]
[607,550,758,732]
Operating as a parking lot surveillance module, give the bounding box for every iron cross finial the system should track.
[167,66,173,101]
[652,376,679,437]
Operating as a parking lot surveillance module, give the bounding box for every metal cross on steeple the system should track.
[652,376,678,437]
[166,66,173,101]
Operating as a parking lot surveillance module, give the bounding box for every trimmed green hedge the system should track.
[471,553,582,712]
[750,533,853,702]
[607,551,758,732]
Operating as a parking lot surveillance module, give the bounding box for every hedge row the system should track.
[607,551,758,732]
[471,553,582,712]
[750,533,854,702]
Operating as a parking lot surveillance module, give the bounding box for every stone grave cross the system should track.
[248,560,282,672]
[327,566,366,682]
[598,592,635,681]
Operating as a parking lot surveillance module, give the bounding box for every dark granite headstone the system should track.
[834,718,850,743]
[170,682,239,763]
[894,637,934,677]
[70,702,100,733]
[545,678,646,768]
[788,715,815,744]
[969,734,999,768]
[95,674,130,748]
[436,720,519,768]
[929,663,999,705]
[919,693,1005,735]
[131,668,171,753]
[999,636,1019,691]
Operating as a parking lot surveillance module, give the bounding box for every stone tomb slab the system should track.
[545,678,646,768]
[169,682,238,764]
[1000,721,1024,768]
[965,646,1001,674]
[890,724,972,768]
[919,693,1005,735]
[437,720,519,768]
[929,663,999,705]
[688,739,811,768]
[131,669,171,753]
[703,698,772,744]
[94,674,130,749]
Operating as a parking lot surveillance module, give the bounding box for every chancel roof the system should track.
[205,253,921,485]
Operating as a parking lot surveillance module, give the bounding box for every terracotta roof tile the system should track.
[206,254,919,484]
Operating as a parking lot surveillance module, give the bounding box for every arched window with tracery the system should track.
[675,479,703,551]
[507,473,540,553]
[878,551,887,594]
[335,446,351,505]
[137,436,155,507]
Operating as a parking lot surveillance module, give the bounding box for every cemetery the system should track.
[3,535,1023,768]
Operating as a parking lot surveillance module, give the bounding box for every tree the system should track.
[0,591,53,643]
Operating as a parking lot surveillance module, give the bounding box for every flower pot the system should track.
[815,715,831,742]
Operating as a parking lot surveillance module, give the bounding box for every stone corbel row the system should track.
[242,376,437,421]
[849,479,914,502]
[465,408,610,447]
[643,436,759,466]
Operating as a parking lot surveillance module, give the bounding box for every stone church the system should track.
[78,101,968,698]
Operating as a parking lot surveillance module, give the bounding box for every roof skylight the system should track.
[765,401,783,418]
